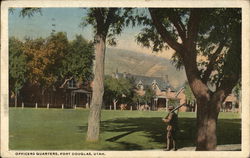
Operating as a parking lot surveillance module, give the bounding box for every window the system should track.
[68,79,76,88]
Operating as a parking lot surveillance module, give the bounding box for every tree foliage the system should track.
[136,8,241,92]
[183,81,195,102]
[132,93,144,105]
[10,32,94,93]
[233,82,241,101]
[9,37,27,95]
[135,8,241,150]
[19,8,42,17]
[22,32,70,90]
[81,8,134,46]
[104,76,133,106]
[61,35,94,83]
[142,86,155,105]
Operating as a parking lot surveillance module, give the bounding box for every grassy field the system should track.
[9,108,241,150]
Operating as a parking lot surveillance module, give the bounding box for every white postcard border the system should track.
[1,0,250,158]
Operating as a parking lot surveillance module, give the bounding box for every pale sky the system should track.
[9,8,174,59]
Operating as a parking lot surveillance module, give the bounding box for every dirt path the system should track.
[177,144,241,151]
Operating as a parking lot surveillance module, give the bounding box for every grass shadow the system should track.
[217,119,241,145]
[100,117,197,149]
[101,117,241,149]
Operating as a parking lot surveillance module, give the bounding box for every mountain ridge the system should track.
[104,48,187,88]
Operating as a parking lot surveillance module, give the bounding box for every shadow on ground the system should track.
[78,117,241,150]
[101,117,197,149]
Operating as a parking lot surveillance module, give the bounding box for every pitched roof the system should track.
[116,72,173,90]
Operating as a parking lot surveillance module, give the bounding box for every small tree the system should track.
[132,92,143,109]
[104,76,133,110]
[143,86,155,105]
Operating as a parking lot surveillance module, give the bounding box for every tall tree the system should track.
[136,8,241,150]
[16,7,130,141]
[22,32,70,105]
[9,37,27,107]
[45,32,70,86]
[82,8,132,141]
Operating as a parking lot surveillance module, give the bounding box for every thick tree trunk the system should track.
[196,93,222,151]
[182,50,220,151]
[86,35,106,142]
[149,8,240,151]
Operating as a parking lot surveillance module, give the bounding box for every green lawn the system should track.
[9,108,241,150]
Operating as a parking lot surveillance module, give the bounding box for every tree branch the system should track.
[104,8,118,34]
[168,11,187,42]
[218,54,240,96]
[59,77,73,88]
[149,8,183,54]
[187,9,202,51]
[113,99,118,104]
[215,74,223,89]
[218,72,240,97]
[93,8,105,35]
[216,23,241,98]
[202,41,226,83]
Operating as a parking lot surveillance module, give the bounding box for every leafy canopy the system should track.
[22,32,69,89]
[9,37,27,94]
[61,34,94,83]
[136,8,241,92]
[12,32,94,91]
[81,8,134,45]
[104,76,134,105]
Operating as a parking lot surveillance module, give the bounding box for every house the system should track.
[222,94,238,112]
[112,70,187,111]
[59,78,92,108]
[11,77,91,108]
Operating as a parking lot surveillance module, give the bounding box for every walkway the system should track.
[177,144,241,151]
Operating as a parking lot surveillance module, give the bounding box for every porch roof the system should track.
[71,89,91,94]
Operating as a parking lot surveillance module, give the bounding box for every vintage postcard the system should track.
[1,0,250,158]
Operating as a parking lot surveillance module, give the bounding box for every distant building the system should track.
[112,69,187,111]
[10,77,91,108]
[222,94,238,112]
[111,69,239,112]
[59,78,92,108]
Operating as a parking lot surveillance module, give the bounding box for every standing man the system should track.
[162,105,178,151]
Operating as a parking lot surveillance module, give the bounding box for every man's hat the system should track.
[168,105,174,110]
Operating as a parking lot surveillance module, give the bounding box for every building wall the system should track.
[10,83,90,108]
